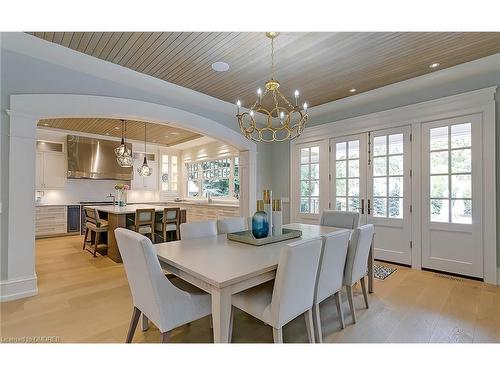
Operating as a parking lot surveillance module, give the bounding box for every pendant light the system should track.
[115,119,133,167]
[137,123,152,177]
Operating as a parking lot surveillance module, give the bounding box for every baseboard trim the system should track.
[0,274,38,302]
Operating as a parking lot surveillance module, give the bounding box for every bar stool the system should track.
[155,207,181,242]
[128,208,155,240]
[82,207,108,257]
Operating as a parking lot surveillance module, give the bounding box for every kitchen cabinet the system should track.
[131,159,158,191]
[36,151,66,189]
[35,206,67,237]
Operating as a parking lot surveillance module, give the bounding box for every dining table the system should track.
[154,222,374,343]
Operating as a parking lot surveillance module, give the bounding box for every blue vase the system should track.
[252,211,269,239]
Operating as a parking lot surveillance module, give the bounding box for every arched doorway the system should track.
[3,94,257,301]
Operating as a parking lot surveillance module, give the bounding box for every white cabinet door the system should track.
[131,158,143,190]
[131,159,158,191]
[43,153,66,188]
[36,151,44,188]
[143,161,158,190]
[421,114,483,278]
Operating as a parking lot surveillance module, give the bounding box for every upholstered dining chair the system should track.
[155,207,181,242]
[312,230,351,342]
[180,220,218,240]
[230,237,323,343]
[216,217,247,234]
[128,208,155,240]
[343,224,375,324]
[82,207,108,257]
[320,210,360,230]
[115,228,212,343]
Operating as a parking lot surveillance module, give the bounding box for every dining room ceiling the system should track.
[37,118,202,147]
[28,32,500,108]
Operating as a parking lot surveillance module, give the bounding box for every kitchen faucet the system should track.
[106,193,116,206]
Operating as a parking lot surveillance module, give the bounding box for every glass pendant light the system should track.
[137,123,152,177]
[115,120,133,167]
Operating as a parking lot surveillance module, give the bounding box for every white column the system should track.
[238,150,257,219]
[0,110,38,301]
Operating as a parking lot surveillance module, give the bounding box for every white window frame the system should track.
[185,156,239,200]
[291,139,329,222]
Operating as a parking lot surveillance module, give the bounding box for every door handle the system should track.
[367,199,371,215]
[361,199,365,215]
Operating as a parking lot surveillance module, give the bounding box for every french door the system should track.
[421,114,483,278]
[330,126,412,265]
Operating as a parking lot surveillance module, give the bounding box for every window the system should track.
[233,157,240,199]
[335,141,360,212]
[429,123,472,224]
[372,134,404,218]
[161,154,169,191]
[160,153,179,192]
[300,146,320,214]
[187,163,200,197]
[185,156,239,199]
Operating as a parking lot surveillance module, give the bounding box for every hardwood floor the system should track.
[1,235,499,343]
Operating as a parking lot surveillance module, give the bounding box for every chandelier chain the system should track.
[271,37,275,79]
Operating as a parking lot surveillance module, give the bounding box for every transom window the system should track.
[372,134,404,218]
[186,156,239,199]
[335,141,360,212]
[300,146,320,214]
[429,123,472,224]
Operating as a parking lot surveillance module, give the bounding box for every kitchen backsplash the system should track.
[36,179,160,204]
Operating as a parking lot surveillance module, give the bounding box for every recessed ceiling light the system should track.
[105,132,110,135]
[211,61,230,72]
[349,88,357,93]
[43,123,49,126]
[164,135,170,138]
[171,132,180,135]
[429,62,440,69]
[114,126,120,130]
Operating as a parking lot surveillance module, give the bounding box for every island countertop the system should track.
[83,204,168,214]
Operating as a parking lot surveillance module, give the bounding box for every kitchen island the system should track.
[84,204,186,263]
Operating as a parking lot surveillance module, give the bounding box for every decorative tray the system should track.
[227,228,302,246]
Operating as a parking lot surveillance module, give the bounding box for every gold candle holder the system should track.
[263,189,272,204]
[272,199,282,211]
[256,199,265,211]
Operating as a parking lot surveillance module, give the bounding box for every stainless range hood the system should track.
[67,135,133,180]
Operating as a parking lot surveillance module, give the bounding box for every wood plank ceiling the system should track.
[29,32,500,108]
[37,118,201,147]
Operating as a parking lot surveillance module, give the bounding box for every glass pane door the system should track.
[367,126,412,265]
[421,114,483,278]
[330,134,367,221]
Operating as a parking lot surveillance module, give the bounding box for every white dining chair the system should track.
[320,210,360,230]
[114,228,212,343]
[180,220,218,240]
[230,237,323,343]
[343,224,375,324]
[312,230,351,342]
[217,217,247,234]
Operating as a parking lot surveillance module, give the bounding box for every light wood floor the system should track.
[1,235,499,343]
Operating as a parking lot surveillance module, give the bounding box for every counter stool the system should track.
[83,207,108,257]
[155,207,181,242]
[128,208,155,241]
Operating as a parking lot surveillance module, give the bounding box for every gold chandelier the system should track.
[236,32,308,143]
